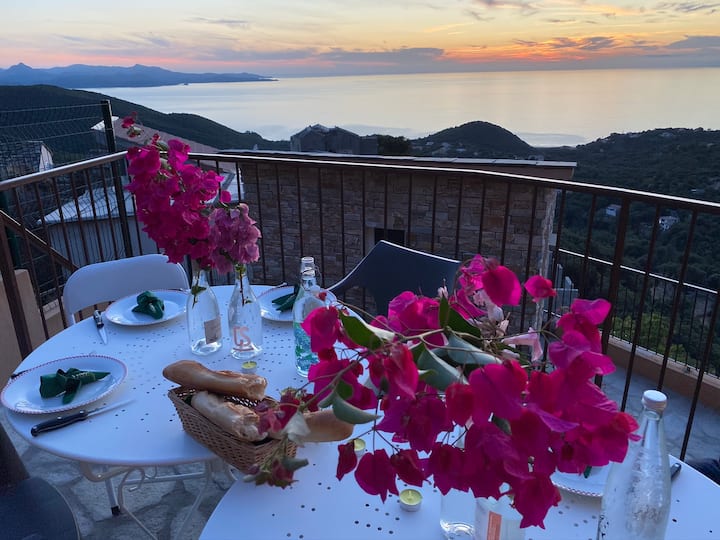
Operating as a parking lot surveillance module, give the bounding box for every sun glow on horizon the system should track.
[0,0,718,76]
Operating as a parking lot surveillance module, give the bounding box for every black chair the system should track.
[0,422,80,540]
[329,240,461,316]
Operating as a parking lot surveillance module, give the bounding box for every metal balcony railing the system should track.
[1,149,719,463]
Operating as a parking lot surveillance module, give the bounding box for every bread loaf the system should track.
[302,409,354,442]
[163,360,267,401]
[191,391,266,441]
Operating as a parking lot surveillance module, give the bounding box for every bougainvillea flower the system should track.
[445,381,475,426]
[557,298,611,348]
[512,474,561,528]
[426,442,466,495]
[502,328,544,364]
[469,360,528,421]
[524,275,557,302]
[336,441,358,480]
[390,449,426,487]
[355,450,398,502]
[302,306,342,353]
[382,342,419,400]
[478,258,522,307]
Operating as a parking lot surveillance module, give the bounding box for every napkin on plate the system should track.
[272,285,299,312]
[132,291,165,319]
[39,368,110,404]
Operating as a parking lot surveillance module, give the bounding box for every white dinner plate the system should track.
[1,355,127,414]
[104,289,188,326]
[258,286,337,322]
[258,285,296,322]
[551,465,610,497]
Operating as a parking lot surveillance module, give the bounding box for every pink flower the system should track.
[355,450,398,502]
[524,275,556,302]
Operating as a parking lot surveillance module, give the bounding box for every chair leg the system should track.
[104,476,121,516]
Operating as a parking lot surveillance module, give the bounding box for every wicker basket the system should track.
[168,386,297,473]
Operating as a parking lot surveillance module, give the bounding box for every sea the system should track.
[90,67,720,148]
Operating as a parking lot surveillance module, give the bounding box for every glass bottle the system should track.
[440,428,476,539]
[597,389,671,540]
[474,493,524,540]
[186,266,223,355]
[293,256,326,376]
[227,264,262,360]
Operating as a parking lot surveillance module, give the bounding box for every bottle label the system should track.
[204,316,222,343]
[232,325,254,352]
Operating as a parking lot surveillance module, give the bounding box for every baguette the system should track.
[191,391,266,442]
[163,360,267,401]
[302,409,354,442]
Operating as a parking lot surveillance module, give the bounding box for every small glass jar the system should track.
[227,264,263,360]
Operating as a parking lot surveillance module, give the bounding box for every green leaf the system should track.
[447,307,485,339]
[416,348,463,390]
[317,390,336,409]
[335,379,354,401]
[281,455,310,472]
[340,313,394,349]
[446,334,501,366]
[331,395,378,425]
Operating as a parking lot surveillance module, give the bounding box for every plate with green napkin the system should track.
[105,289,188,326]
[258,285,337,322]
[1,354,127,414]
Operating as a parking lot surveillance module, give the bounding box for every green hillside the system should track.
[0,85,289,154]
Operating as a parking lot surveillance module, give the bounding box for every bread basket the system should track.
[168,386,297,473]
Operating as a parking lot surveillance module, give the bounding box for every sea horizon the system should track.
[90,67,720,148]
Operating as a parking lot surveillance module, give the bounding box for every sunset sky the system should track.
[2,0,719,76]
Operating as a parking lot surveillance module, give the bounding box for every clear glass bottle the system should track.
[474,494,524,540]
[597,389,671,540]
[440,428,476,539]
[186,266,223,355]
[227,264,262,360]
[293,256,326,376]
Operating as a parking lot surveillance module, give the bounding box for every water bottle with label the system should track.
[597,389,671,540]
[293,256,326,376]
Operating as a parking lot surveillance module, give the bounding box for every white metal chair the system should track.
[61,253,190,518]
[329,240,461,316]
[62,254,188,324]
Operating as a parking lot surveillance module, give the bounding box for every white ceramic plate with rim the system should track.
[258,285,297,322]
[1,354,127,414]
[551,465,610,497]
[104,289,188,326]
[258,286,337,322]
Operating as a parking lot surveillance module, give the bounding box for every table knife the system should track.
[31,400,132,436]
[93,309,108,344]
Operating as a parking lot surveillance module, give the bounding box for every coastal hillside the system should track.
[0,85,289,155]
[411,121,535,159]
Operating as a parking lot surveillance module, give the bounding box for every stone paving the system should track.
[3,366,719,540]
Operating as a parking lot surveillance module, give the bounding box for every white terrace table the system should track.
[198,300,720,540]
[3,284,304,538]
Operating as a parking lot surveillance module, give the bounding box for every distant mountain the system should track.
[0,63,275,89]
[411,121,535,159]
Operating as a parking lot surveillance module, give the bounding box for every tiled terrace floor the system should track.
[3,366,720,540]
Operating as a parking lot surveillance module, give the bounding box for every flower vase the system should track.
[227,265,263,360]
[439,428,475,539]
[473,494,524,540]
[186,266,223,355]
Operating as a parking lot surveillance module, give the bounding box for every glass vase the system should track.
[439,427,475,539]
[227,265,263,360]
[186,265,223,355]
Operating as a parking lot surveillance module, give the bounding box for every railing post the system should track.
[0,222,32,358]
[101,100,134,257]
[602,200,630,353]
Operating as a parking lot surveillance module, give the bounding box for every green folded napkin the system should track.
[40,368,110,404]
[132,290,165,319]
[272,285,299,312]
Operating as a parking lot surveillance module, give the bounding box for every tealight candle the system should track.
[399,488,422,512]
[240,360,257,374]
[353,438,366,457]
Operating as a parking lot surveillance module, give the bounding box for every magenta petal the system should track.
[482,264,522,306]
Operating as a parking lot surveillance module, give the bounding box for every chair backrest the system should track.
[328,240,461,316]
[62,254,189,324]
